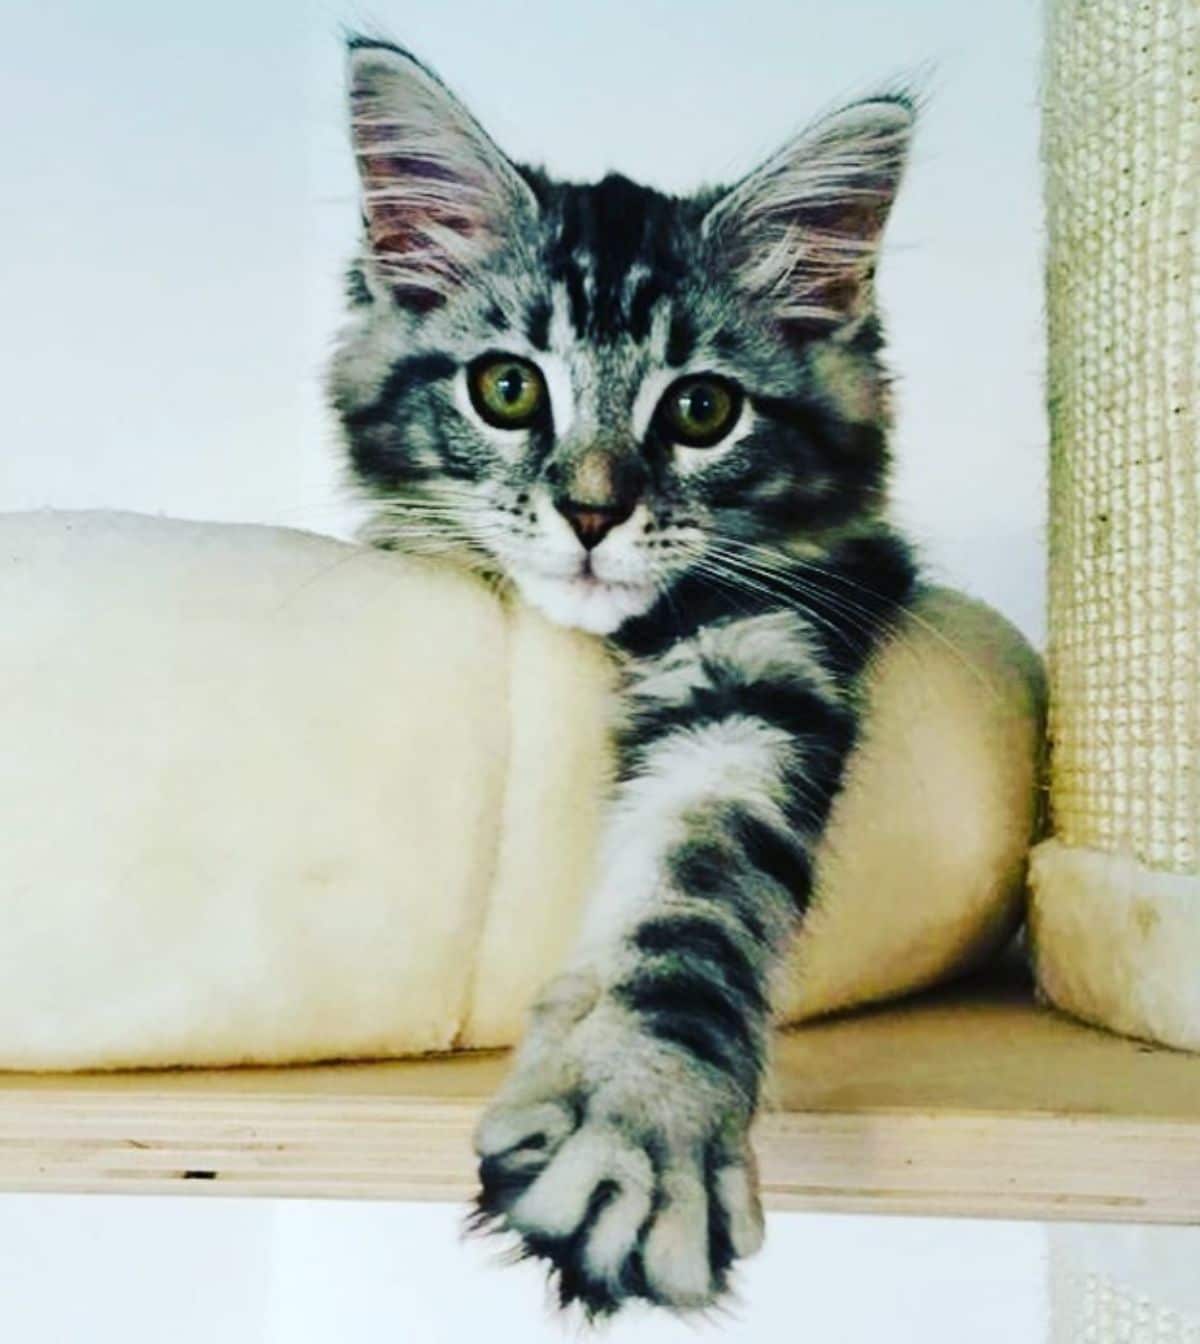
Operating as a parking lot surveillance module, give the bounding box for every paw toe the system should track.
[642,1167,715,1308]
[580,1175,654,1284]
[473,1099,575,1161]
[511,1128,620,1238]
[713,1161,765,1259]
[473,1100,578,1228]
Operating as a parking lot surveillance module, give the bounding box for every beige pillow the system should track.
[0,510,1043,1069]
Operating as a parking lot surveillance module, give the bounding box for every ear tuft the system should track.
[346,38,536,312]
[704,93,917,332]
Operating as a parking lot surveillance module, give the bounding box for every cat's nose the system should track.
[555,498,635,550]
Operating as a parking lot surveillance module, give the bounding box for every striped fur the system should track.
[330,38,920,1316]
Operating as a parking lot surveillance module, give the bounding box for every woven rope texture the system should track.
[1044,0,1199,873]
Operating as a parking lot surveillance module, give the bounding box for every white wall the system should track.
[0,1197,1048,1343]
[0,1,1051,1338]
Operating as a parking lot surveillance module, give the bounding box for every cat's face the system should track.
[331,40,913,635]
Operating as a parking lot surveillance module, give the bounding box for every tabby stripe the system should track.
[633,1011,739,1077]
[342,352,456,429]
[667,838,737,898]
[778,750,852,840]
[563,264,590,335]
[626,274,663,343]
[525,297,552,350]
[616,572,765,657]
[623,677,851,771]
[632,915,767,1013]
[723,807,814,913]
[614,966,761,1080]
[667,842,772,946]
[665,313,697,367]
[795,536,918,680]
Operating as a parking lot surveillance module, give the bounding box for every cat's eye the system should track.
[659,376,742,448]
[468,355,547,429]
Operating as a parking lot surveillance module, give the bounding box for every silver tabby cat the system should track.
[330,37,919,1317]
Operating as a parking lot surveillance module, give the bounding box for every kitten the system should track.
[330,37,919,1317]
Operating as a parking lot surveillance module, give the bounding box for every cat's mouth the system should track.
[511,564,658,635]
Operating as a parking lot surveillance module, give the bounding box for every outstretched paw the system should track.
[470,983,763,1318]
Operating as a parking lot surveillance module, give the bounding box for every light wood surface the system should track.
[1,970,1197,1222]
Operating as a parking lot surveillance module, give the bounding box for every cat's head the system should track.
[330,38,914,635]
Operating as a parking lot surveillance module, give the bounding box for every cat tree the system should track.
[1031,0,1199,1054]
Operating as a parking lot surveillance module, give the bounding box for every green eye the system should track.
[468,355,546,428]
[660,376,742,447]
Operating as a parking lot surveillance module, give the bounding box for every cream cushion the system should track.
[0,511,1043,1069]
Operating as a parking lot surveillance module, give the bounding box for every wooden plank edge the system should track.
[0,1098,1195,1223]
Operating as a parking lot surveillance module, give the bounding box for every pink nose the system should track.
[555,499,634,550]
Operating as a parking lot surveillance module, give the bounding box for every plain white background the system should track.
[0,1197,1047,1343]
[1,0,1052,1339]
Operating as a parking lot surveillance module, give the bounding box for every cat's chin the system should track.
[514,570,657,635]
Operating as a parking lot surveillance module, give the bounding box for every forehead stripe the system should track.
[627,273,665,342]
[526,298,551,350]
[665,313,697,368]
[544,175,685,343]
[563,262,590,336]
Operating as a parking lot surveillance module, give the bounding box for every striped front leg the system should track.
[473,611,858,1317]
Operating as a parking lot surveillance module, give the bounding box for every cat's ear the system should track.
[346,39,538,311]
[703,95,915,334]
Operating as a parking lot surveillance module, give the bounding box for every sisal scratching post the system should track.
[1031,0,1199,1052]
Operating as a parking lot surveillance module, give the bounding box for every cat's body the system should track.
[331,38,918,1317]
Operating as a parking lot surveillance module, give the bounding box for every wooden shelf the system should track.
[2,971,1197,1222]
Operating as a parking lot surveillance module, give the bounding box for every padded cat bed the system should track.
[0,510,1043,1070]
